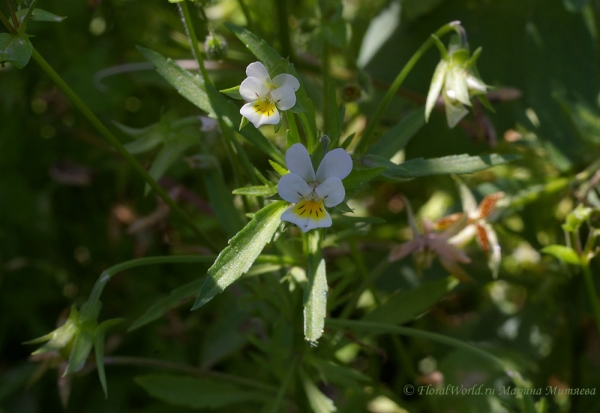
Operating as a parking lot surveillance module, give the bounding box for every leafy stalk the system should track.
[355,21,462,153]
[581,260,600,338]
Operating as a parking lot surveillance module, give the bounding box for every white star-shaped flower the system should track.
[239,62,300,128]
[277,143,353,233]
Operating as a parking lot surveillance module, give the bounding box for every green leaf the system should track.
[225,23,317,140]
[362,153,519,179]
[304,230,328,344]
[15,8,66,23]
[0,33,33,69]
[300,368,337,413]
[343,166,387,192]
[232,185,277,197]
[64,325,95,375]
[191,201,287,310]
[541,245,581,265]
[135,374,266,408]
[357,0,401,68]
[364,277,459,325]
[129,278,203,331]
[94,318,123,398]
[145,132,197,195]
[269,159,288,176]
[138,47,284,164]
[369,108,425,158]
[220,85,242,100]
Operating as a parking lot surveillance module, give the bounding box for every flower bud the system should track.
[425,36,491,128]
[204,33,228,61]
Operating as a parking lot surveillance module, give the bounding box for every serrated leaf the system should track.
[225,23,317,140]
[16,8,66,23]
[232,185,277,197]
[220,85,242,100]
[369,108,425,158]
[541,245,581,265]
[304,231,327,344]
[192,201,287,310]
[135,374,266,408]
[138,47,284,164]
[364,277,459,325]
[0,33,32,69]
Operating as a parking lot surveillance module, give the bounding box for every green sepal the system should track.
[220,85,242,100]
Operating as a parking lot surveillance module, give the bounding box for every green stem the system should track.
[355,21,462,153]
[103,356,279,394]
[0,8,17,34]
[179,1,255,190]
[299,113,316,152]
[5,0,18,29]
[269,356,299,413]
[179,1,210,84]
[18,0,38,34]
[235,0,254,34]
[581,262,600,339]
[286,112,301,146]
[338,258,389,319]
[322,42,331,136]
[85,255,216,312]
[30,48,216,249]
[276,0,293,60]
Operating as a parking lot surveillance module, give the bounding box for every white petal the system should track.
[281,204,332,233]
[272,73,300,91]
[240,102,280,128]
[442,93,468,128]
[445,67,470,106]
[245,61,270,83]
[285,143,315,182]
[315,177,345,207]
[315,148,353,182]
[271,86,296,111]
[240,77,268,102]
[425,60,447,122]
[277,173,312,203]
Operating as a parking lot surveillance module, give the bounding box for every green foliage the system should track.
[4,0,600,412]
[192,201,287,310]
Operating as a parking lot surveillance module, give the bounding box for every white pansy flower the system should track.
[239,62,300,128]
[277,143,353,233]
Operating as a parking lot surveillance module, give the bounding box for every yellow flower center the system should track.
[292,199,327,221]
[253,98,277,116]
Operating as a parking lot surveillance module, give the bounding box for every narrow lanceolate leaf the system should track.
[225,23,317,140]
[369,108,425,158]
[16,8,66,23]
[304,231,328,344]
[137,47,284,164]
[362,153,519,179]
[541,245,581,266]
[191,201,288,310]
[232,185,277,197]
[300,368,337,413]
[363,277,459,326]
[135,375,267,409]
